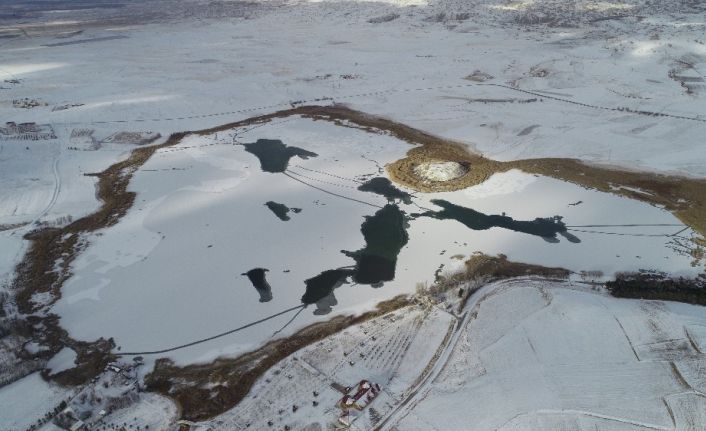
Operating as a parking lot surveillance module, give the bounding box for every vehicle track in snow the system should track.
[52,82,706,127]
[479,83,706,123]
[34,152,61,224]
[373,306,474,431]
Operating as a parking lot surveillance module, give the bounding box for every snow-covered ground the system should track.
[2,0,706,181]
[0,372,74,431]
[1,0,706,429]
[390,278,706,431]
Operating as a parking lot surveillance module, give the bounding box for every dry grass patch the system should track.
[463,252,570,280]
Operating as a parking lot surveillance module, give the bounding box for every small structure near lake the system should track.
[337,379,382,426]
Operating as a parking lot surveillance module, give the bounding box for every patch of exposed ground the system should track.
[413,252,569,314]
[463,252,570,280]
[456,253,568,311]
[144,296,410,422]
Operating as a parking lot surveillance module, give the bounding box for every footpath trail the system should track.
[51,82,706,127]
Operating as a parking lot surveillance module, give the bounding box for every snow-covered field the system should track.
[2,0,706,181]
[1,0,706,429]
[391,278,706,431]
[0,372,74,431]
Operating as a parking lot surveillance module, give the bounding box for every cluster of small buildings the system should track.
[0,122,57,140]
[68,128,98,150]
[337,379,381,427]
[12,98,47,109]
[54,407,88,431]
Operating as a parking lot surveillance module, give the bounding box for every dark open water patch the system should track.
[265,201,301,221]
[358,177,412,204]
[298,205,410,313]
[416,199,573,242]
[301,269,354,315]
[241,268,273,302]
[255,194,576,315]
[243,139,317,173]
[344,204,410,286]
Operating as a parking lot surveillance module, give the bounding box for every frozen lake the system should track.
[53,117,701,365]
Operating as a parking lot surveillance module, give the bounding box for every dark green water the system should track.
[417,199,569,241]
[265,201,302,221]
[343,204,410,285]
[243,139,317,173]
[357,177,412,204]
[298,205,411,313]
[301,268,354,305]
[241,268,273,302]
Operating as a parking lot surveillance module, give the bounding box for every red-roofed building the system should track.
[337,379,381,411]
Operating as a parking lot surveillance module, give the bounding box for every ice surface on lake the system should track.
[52,119,700,365]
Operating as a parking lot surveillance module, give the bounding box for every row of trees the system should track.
[606,271,706,306]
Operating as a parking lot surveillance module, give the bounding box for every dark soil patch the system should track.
[463,253,570,280]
